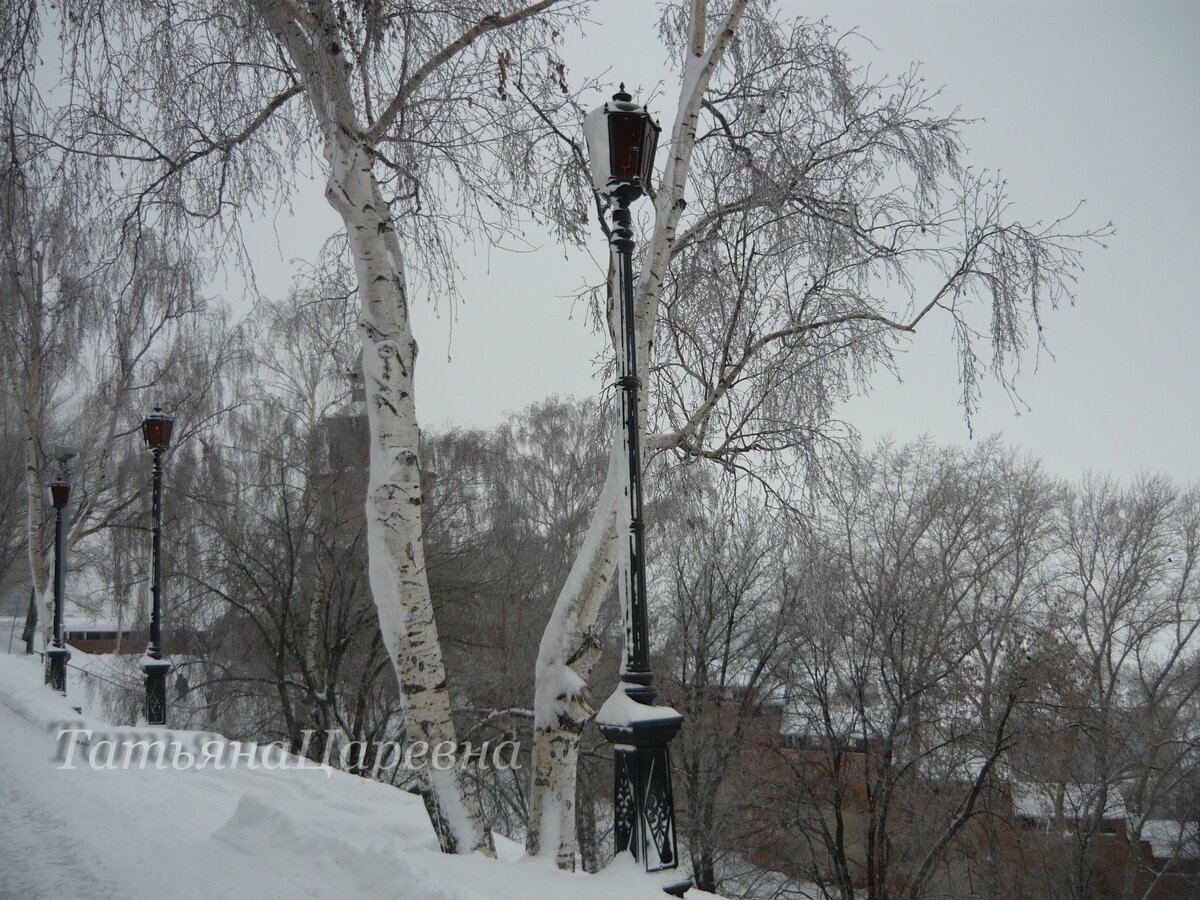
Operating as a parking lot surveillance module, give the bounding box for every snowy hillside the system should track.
[0,653,714,899]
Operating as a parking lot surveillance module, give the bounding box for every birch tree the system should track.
[528,0,750,864]
[0,391,27,601]
[527,0,1107,864]
[0,38,88,644]
[0,134,73,644]
[39,0,585,855]
[0,113,215,656]
[5,1,244,654]
[249,0,585,854]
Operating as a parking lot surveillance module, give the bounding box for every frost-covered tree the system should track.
[27,0,586,854]
[1044,476,1200,900]
[763,440,1039,899]
[10,0,1113,867]
[4,0,238,654]
[658,492,791,893]
[526,0,1107,864]
[0,115,220,656]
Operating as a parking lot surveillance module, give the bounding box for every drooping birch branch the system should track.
[366,0,565,144]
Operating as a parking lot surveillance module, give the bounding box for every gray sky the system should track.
[239,0,1200,483]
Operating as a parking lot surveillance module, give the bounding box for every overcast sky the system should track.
[238,0,1199,484]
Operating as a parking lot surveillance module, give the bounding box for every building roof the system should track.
[63,619,131,633]
[1140,820,1200,860]
[1011,782,1128,823]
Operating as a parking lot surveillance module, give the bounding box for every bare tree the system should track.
[657,489,790,893]
[32,0,589,854]
[0,390,29,640]
[165,291,381,746]
[528,0,1107,864]
[419,397,610,844]
[761,440,1043,899]
[1042,476,1200,900]
[0,124,220,656]
[12,0,1113,868]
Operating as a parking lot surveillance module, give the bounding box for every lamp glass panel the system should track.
[143,419,162,448]
[609,112,645,180]
[143,416,174,450]
[638,119,660,185]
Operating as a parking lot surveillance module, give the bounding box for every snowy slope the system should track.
[0,653,715,899]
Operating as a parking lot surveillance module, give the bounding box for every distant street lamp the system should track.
[584,86,688,893]
[141,407,174,725]
[45,448,76,694]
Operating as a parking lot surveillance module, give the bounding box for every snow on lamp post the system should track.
[141,407,174,725]
[45,448,75,695]
[584,86,688,893]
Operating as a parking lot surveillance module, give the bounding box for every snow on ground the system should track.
[0,652,718,899]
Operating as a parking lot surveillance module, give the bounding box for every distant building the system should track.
[64,620,140,655]
[311,370,371,553]
[745,690,1200,898]
[312,368,438,540]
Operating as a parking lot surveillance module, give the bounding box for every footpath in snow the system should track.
[0,652,715,899]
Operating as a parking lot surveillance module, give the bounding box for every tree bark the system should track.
[250,0,495,854]
[325,133,492,855]
[527,424,621,865]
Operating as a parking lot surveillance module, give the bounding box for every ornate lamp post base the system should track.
[142,657,171,726]
[46,646,71,694]
[597,691,692,896]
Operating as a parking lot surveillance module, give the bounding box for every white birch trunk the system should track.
[527,423,622,865]
[324,136,492,856]
[524,0,748,864]
[251,0,493,854]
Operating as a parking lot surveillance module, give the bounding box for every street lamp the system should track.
[585,87,687,894]
[141,407,174,725]
[45,448,76,694]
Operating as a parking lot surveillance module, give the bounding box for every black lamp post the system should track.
[584,86,688,894]
[45,452,74,694]
[141,407,173,725]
